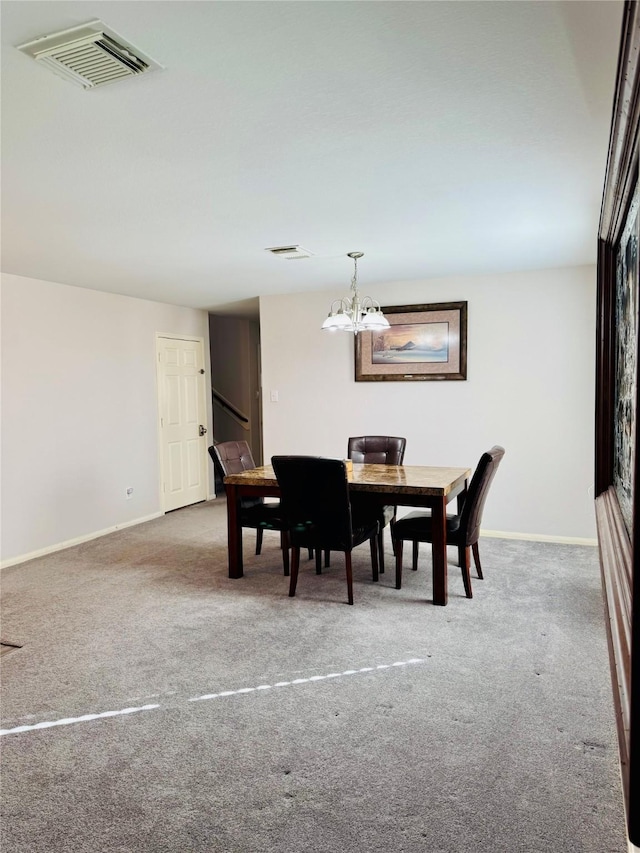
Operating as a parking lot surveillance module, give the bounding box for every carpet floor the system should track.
[0,499,628,852]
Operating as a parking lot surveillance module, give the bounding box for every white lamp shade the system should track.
[361,310,390,330]
[322,312,353,331]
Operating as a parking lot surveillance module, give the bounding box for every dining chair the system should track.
[271,456,380,605]
[392,445,505,597]
[209,441,290,575]
[347,435,407,575]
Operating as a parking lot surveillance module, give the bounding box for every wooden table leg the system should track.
[226,483,243,578]
[431,496,448,605]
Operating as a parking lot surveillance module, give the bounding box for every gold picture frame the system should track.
[354,301,467,382]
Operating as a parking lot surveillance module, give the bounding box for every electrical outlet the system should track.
[125,487,134,500]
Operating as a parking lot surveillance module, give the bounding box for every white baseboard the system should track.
[0,512,165,570]
[481,529,598,547]
[1,517,598,571]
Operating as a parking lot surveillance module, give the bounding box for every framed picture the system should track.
[595,3,640,843]
[354,301,467,382]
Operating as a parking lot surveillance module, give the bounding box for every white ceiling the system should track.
[0,1,623,316]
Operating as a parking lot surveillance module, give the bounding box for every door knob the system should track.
[199,425,207,436]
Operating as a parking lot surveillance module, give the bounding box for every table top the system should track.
[224,462,471,497]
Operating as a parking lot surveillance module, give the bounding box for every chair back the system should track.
[347,435,406,465]
[272,456,353,551]
[209,441,262,509]
[460,445,505,544]
[209,440,256,477]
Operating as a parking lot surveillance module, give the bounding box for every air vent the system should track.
[17,20,163,89]
[265,245,314,260]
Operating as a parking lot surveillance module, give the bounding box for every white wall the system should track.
[0,273,211,564]
[260,265,597,540]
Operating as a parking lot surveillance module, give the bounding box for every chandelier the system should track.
[321,252,390,334]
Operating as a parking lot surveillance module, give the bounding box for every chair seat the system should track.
[393,510,462,543]
[241,501,288,531]
[240,495,263,510]
[350,494,395,525]
[288,516,378,552]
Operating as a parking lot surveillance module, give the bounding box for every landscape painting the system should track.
[371,321,449,364]
[355,302,467,381]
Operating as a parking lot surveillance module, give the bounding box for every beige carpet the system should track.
[0,498,628,852]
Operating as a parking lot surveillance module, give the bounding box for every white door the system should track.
[157,336,208,512]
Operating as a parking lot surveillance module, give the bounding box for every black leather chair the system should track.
[348,435,407,575]
[271,456,380,605]
[392,446,505,598]
[209,442,290,575]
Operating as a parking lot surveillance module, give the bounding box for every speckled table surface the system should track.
[224,462,470,497]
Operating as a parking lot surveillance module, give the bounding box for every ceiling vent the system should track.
[265,245,314,260]
[16,20,163,90]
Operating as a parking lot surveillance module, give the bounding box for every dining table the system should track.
[223,461,471,605]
